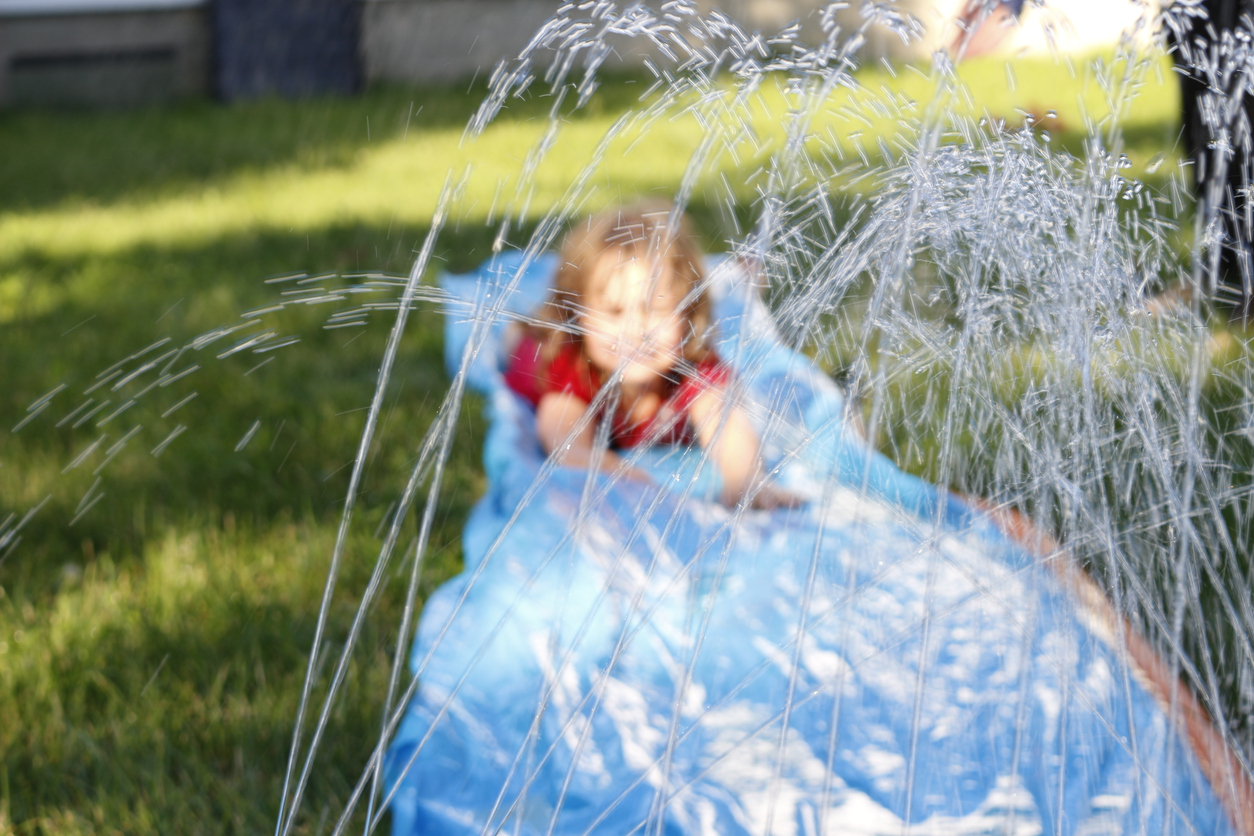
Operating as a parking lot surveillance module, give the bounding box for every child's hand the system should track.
[746,480,804,510]
[691,392,804,511]
[721,474,804,510]
[614,463,655,485]
[536,392,658,486]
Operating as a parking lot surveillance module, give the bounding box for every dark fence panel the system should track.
[212,0,360,100]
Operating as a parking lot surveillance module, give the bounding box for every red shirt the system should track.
[504,334,730,449]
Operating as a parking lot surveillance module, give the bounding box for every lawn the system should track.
[0,49,1195,833]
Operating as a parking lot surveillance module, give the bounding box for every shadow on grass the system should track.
[1,220,502,571]
[3,521,418,834]
[0,219,494,833]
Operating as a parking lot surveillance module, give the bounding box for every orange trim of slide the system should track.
[977,502,1254,834]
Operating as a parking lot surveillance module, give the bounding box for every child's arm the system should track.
[689,389,801,509]
[535,392,652,482]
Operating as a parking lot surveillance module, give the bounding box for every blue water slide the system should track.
[385,251,1238,836]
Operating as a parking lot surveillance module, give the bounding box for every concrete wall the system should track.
[362,0,555,84]
[360,0,937,84]
[362,0,1154,86]
[0,2,209,107]
[719,0,1157,60]
[0,0,1153,107]
[704,0,940,60]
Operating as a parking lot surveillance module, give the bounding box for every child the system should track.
[504,203,797,509]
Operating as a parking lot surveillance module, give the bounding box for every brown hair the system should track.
[529,201,713,367]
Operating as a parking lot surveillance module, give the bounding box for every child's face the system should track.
[579,257,685,385]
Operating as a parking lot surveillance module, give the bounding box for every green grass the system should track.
[0,51,1190,833]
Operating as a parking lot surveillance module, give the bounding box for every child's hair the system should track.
[531,201,713,365]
